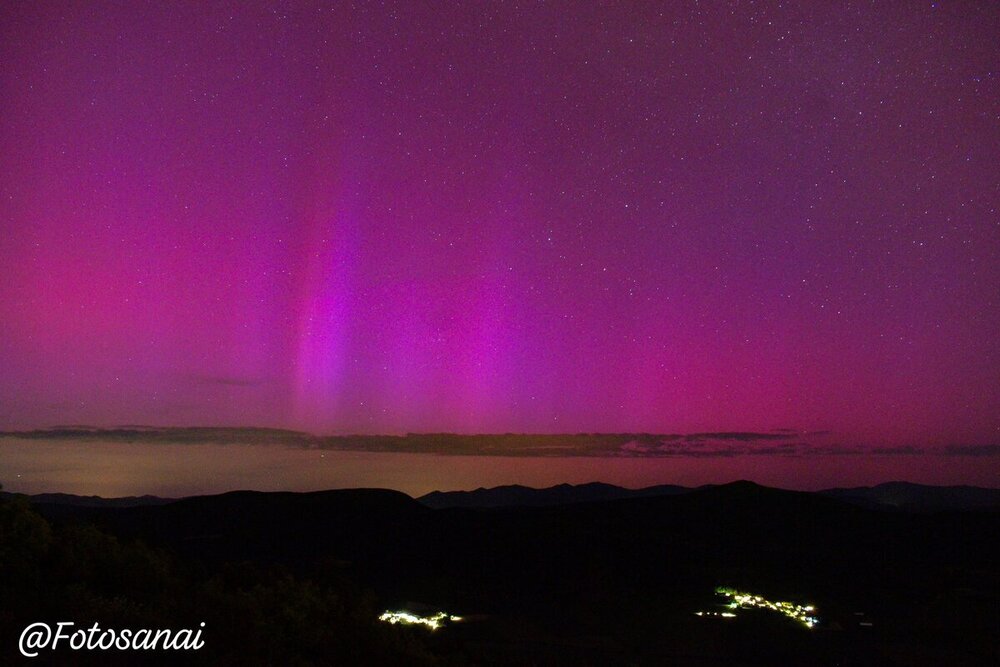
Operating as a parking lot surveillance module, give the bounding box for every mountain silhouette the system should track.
[9,480,998,665]
[419,481,690,508]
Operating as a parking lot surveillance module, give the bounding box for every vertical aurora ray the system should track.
[291,198,359,430]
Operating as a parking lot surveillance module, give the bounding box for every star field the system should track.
[0,1,997,453]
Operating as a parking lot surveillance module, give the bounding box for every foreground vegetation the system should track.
[0,488,437,665]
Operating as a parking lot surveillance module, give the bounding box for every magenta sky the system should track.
[1,2,998,450]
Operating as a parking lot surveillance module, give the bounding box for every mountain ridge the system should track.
[7,479,998,511]
[420,479,1000,510]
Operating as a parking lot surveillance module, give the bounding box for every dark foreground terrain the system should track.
[1,481,997,665]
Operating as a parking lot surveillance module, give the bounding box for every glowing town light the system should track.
[378,611,461,630]
[710,587,819,629]
[694,611,736,619]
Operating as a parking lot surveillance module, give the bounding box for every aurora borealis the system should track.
[1,2,998,491]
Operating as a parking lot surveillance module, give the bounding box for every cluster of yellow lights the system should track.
[378,611,462,630]
[712,587,818,628]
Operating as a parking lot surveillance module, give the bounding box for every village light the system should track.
[378,610,462,630]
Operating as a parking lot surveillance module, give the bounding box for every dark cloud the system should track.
[0,427,312,446]
[1,428,975,460]
[682,432,796,442]
[804,445,861,456]
[942,444,1000,457]
[871,446,925,456]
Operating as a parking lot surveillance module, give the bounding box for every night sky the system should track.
[1,2,998,457]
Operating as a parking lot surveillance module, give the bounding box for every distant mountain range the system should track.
[421,481,1000,511]
[419,481,1000,510]
[418,481,691,508]
[0,491,175,508]
[5,480,998,511]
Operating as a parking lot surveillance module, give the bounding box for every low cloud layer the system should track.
[943,444,1000,457]
[1,427,996,459]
